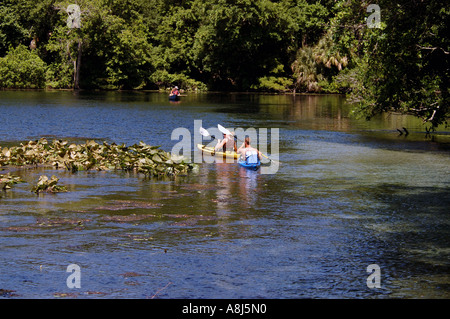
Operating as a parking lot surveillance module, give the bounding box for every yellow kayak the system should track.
[196,144,239,159]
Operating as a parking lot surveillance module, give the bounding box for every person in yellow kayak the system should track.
[237,137,262,163]
[215,132,237,153]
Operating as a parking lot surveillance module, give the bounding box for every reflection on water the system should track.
[0,91,449,298]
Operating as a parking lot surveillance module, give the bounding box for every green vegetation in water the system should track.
[0,173,24,190]
[0,138,197,177]
[31,175,67,194]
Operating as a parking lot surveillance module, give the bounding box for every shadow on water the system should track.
[348,183,450,298]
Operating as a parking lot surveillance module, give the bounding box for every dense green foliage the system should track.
[0,0,335,91]
[329,0,449,126]
[0,44,47,88]
[0,0,448,126]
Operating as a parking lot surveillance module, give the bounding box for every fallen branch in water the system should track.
[402,127,409,135]
[149,281,172,299]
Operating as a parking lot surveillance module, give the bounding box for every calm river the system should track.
[0,90,449,298]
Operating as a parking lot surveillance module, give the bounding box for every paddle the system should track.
[199,127,220,156]
[199,127,216,140]
[217,124,280,164]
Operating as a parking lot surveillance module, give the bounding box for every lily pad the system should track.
[1,139,198,177]
[32,175,68,194]
[0,173,25,190]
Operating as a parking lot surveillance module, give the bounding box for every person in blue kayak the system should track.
[237,137,262,164]
[215,132,237,153]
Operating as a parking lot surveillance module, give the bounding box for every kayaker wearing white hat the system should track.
[215,132,237,153]
[170,86,179,96]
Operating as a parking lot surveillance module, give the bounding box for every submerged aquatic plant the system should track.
[0,138,197,177]
[31,175,67,194]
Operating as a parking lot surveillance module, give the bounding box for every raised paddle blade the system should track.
[199,127,210,137]
[199,127,216,139]
[217,124,232,136]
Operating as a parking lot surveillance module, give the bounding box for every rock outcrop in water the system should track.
[0,138,197,177]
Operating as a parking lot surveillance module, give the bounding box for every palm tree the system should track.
[292,46,320,92]
[292,31,348,93]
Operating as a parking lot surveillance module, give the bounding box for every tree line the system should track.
[0,0,448,126]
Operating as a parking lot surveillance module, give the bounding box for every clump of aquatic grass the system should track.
[31,175,67,194]
[0,138,197,177]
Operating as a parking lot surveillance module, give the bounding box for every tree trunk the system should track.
[74,39,82,89]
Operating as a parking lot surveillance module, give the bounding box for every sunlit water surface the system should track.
[0,91,449,298]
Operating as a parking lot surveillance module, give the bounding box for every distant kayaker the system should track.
[215,132,237,153]
[237,137,262,164]
[170,86,180,96]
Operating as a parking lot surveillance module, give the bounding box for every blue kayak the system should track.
[238,158,261,171]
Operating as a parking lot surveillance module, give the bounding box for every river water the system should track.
[0,91,449,299]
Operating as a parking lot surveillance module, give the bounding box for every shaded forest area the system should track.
[0,0,448,126]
